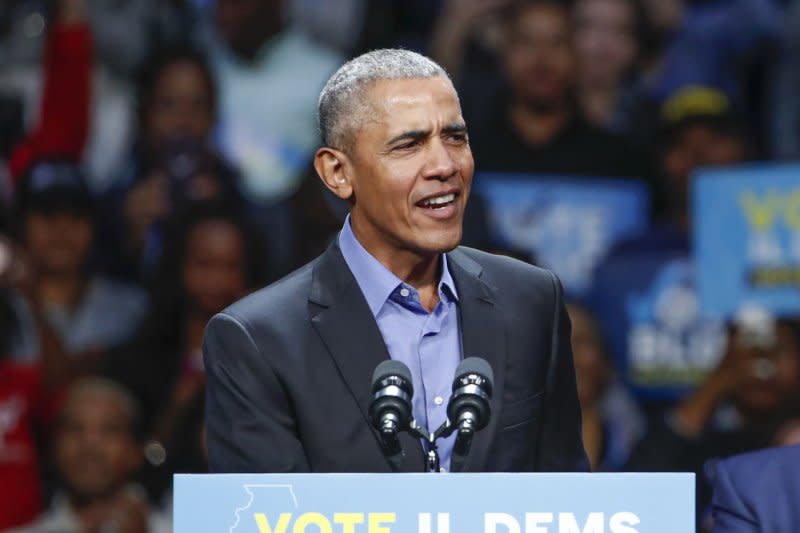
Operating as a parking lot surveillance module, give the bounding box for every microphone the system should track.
[369,360,414,470]
[446,357,493,471]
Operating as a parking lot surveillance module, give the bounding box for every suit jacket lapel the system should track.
[447,248,507,472]
[308,242,426,472]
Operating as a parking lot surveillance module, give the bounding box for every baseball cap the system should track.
[15,159,94,216]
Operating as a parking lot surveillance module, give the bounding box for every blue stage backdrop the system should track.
[694,163,800,319]
[475,174,650,297]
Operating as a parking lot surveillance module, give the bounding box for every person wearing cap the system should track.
[7,160,147,385]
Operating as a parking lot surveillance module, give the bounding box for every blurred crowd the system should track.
[0,0,799,531]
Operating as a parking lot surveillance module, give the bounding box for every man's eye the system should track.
[396,140,420,150]
[447,133,468,143]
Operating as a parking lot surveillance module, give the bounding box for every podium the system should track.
[174,473,694,532]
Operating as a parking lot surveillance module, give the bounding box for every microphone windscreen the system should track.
[455,357,494,389]
[371,359,412,386]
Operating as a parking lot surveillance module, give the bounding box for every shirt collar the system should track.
[338,215,458,317]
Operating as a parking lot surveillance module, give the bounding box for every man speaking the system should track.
[203,49,588,473]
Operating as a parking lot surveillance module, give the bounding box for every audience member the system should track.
[98,48,242,282]
[8,377,170,533]
[0,287,58,530]
[104,203,270,501]
[589,86,748,408]
[659,86,748,231]
[711,443,800,532]
[205,0,342,273]
[468,0,652,185]
[572,0,648,134]
[627,316,800,530]
[0,0,191,190]
[568,302,643,471]
[9,161,147,387]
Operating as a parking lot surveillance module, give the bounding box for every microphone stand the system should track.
[408,420,441,473]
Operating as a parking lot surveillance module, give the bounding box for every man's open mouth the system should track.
[417,192,457,210]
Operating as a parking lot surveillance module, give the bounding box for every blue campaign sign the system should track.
[174,473,694,533]
[590,239,728,400]
[694,164,800,318]
[476,174,649,296]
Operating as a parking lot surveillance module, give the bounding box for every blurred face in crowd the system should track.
[146,59,214,145]
[504,3,576,112]
[182,220,247,317]
[56,386,141,501]
[733,323,800,418]
[320,77,474,263]
[215,0,283,60]
[573,0,638,89]
[568,304,611,407]
[24,210,92,276]
[664,124,745,202]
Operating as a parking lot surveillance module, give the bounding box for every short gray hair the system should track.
[318,49,451,151]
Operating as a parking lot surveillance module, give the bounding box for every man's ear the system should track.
[314,147,354,201]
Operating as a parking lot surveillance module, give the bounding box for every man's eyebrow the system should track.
[386,123,468,146]
[442,123,468,135]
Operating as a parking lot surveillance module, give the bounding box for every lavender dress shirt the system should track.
[338,217,461,471]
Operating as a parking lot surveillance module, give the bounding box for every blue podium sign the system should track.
[174,473,694,533]
[476,174,649,297]
[694,163,800,318]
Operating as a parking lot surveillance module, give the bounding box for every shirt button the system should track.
[399,288,410,298]
[434,395,444,406]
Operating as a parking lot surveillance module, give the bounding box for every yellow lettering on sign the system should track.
[293,512,333,533]
[334,513,365,533]
[786,190,800,230]
[740,190,782,231]
[368,513,396,533]
[255,513,291,533]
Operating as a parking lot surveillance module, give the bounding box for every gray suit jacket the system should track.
[203,242,588,473]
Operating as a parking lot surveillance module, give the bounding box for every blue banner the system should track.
[590,245,728,399]
[694,164,800,318]
[174,473,694,533]
[476,174,649,296]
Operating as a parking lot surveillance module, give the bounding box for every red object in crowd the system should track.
[8,23,92,181]
[0,359,61,530]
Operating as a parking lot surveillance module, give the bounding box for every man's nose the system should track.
[423,139,458,180]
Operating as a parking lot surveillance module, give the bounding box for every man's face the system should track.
[573,0,637,88]
[146,60,214,145]
[24,210,92,276]
[182,220,247,317]
[55,391,140,501]
[504,4,576,111]
[344,77,474,261]
[734,324,800,417]
[664,124,745,200]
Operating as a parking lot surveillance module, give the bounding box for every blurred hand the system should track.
[672,342,766,437]
[707,343,761,395]
[105,490,150,533]
[431,0,511,80]
[124,173,170,253]
[78,489,148,533]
